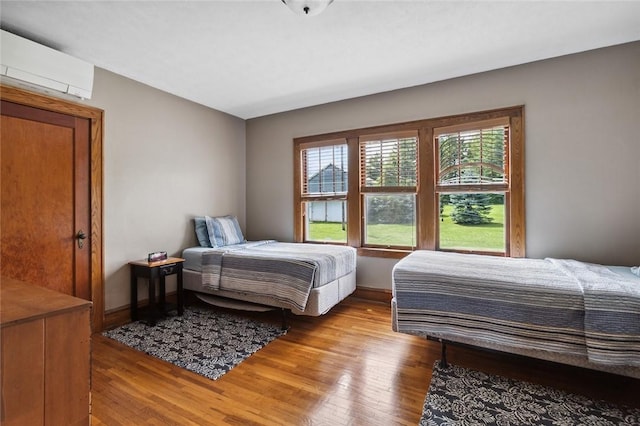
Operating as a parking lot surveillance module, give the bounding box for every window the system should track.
[435,119,509,253]
[298,142,348,243]
[294,106,525,258]
[360,132,418,248]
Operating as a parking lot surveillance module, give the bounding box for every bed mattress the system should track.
[183,241,356,288]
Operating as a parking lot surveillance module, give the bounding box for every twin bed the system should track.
[183,216,356,319]
[392,250,640,378]
[182,241,356,316]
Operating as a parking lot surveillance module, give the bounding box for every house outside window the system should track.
[299,143,348,243]
[293,106,525,258]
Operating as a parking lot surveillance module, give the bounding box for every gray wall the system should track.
[86,68,246,310]
[246,42,640,290]
[72,42,640,308]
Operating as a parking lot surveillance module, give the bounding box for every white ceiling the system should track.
[1,1,639,119]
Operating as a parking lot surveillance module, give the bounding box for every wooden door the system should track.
[1,100,90,299]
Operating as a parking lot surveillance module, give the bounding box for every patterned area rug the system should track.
[421,361,640,425]
[102,306,286,380]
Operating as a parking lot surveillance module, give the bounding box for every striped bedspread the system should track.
[202,241,356,311]
[392,250,640,367]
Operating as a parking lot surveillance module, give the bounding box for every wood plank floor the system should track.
[91,297,640,425]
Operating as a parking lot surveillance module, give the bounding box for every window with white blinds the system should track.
[302,143,348,197]
[299,141,349,243]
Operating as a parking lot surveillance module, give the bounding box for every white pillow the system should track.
[631,266,640,277]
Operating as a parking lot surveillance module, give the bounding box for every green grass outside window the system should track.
[308,205,505,252]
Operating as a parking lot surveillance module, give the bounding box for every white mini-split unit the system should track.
[1,30,94,99]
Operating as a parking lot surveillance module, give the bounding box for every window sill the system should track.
[356,247,412,259]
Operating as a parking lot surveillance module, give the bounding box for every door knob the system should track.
[76,230,87,249]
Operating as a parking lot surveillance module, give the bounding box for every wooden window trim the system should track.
[293,105,525,258]
[433,117,510,136]
[360,187,417,194]
[359,129,418,143]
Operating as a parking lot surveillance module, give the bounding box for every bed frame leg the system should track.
[280,308,290,331]
[441,341,448,368]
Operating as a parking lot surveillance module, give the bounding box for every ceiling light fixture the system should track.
[281,0,334,16]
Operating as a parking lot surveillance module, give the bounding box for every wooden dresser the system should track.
[1,277,92,425]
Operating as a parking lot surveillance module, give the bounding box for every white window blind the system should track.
[302,144,348,197]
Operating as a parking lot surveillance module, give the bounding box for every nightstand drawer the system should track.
[159,263,177,276]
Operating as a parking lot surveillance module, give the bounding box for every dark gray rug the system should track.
[421,361,640,425]
[102,306,286,380]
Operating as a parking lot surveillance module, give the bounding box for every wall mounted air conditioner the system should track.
[0,30,94,99]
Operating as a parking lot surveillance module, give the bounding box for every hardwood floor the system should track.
[91,297,640,425]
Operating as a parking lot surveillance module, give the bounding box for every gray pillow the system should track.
[194,216,212,247]
[205,215,246,247]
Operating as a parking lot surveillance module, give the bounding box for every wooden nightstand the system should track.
[129,257,185,325]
